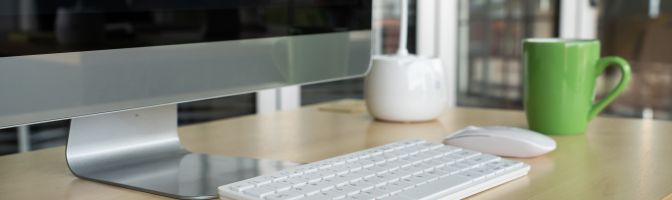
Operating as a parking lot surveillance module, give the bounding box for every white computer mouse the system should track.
[443,126,556,158]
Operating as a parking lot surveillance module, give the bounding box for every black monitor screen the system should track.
[0,0,371,57]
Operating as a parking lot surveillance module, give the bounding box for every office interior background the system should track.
[0,0,670,155]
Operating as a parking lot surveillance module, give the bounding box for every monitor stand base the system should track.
[66,105,298,199]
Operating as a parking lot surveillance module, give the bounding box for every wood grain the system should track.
[1,100,671,200]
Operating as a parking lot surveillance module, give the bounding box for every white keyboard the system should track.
[219,140,529,200]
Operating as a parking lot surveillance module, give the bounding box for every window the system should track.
[597,0,672,119]
[456,0,558,109]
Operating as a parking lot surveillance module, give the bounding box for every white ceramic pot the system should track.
[364,55,447,122]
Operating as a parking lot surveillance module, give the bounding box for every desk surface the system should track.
[1,100,672,200]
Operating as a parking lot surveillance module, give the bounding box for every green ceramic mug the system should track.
[523,39,631,135]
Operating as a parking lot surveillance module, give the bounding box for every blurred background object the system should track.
[456,0,558,109]
[599,0,672,120]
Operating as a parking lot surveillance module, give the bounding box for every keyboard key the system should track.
[244,186,276,198]
[349,179,376,191]
[367,156,388,164]
[457,170,487,181]
[360,188,390,199]
[304,190,346,200]
[367,164,390,173]
[261,181,292,192]
[374,184,395,193]
[433,145,462,154]
[266,189,305,200]
[292,174,318,183]
[435,156,458,165]
[228,182,254,192]
[469,154,501,163]
[423,159,445,167]
[352,159,375,168]
[449,162,473,171]
[403,145,429,154]
[400,176,471,199]
[473,166,498,175]
[299,181,332,195]
[383,170,404,181]
[380,194,415,200]
[455,149,481,158]
[332,184,361,195]
[424,168,444,177]
[385,179,414,191]
[349,191,376,199]
[407,173,433,184]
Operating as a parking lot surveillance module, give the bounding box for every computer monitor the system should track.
[0,1,371,198]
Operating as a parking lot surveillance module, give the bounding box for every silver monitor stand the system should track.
[66,105,298,199]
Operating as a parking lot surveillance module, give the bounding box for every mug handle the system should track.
[588,57,631,120]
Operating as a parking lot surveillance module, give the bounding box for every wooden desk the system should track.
[1,100,672,200]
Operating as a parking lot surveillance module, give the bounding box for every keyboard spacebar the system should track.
[400,176,471,200]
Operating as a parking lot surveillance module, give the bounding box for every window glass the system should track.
[597,0,672,119]
[456,0,558,109]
